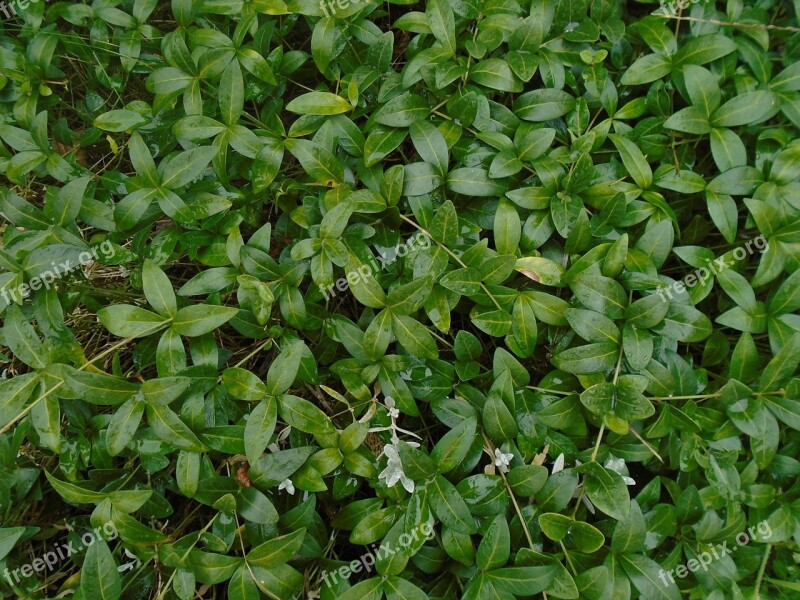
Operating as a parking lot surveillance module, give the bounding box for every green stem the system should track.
[753,544,771,599]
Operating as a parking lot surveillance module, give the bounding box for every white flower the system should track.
[382,443,400,461]
[378,443,414,493]
[604,456,636,486]
[278,478,295,495]
[552,453,565,474]
[388,406,400,419]
[494,448,514,473]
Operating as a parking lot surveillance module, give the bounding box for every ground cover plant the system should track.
[1,0,800,598]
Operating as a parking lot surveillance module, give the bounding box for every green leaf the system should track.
[706,190,738,243]
[46,176,90,226]
[266,339,305,395]
[374,93,430,128]
[365,126,406,167]
[172,305,238,337]
[476,514,510,570]
[45,472,106,503]
[619,554,681,600]
[622,323,653,372]
[653,304,712,342]
[219,60,244,125]
[711,91,778,127]
[80,539,121,600]
[570,273,627,319]
[143,259,177,317]
[429,474,477,534]
[565,308,620,344]
[682,65,721,117]
[673,34,737,66]
[244,397,278,463]
[610,134,653,189]
[552,342,618,374]
[515,256,565,287]
[507,465,548,496]
[447,167,507,196]
[611,500,646,554]
[486,566,555,596]
[158,146,217,189]
[97,304,170,338]
[427,0,456,56]
[494,199,521,255]
[337,578,384,600]
[663,106,711,134]
[404,162,443,196]
[0,374,40,428]
[759,334,800,391]
[577,461,630,520]
[94,109,148,132]
[279,395,336,436]
[284,138,344,184]
[431,416,477,473]
[470,59,523,93]
[4,305,46,369]
[392,314,438,359]
[286,92,352,115]
[384,576,428,600]
[146,403,206,452]
[247,529,306,569]
[483,397,519,441]
[621,54,672,85]
[513,89,575,121]
[409,120,448,177]
[224,368,269,401]
[0,527,27,562]
[107,397,145,456]
[387,276,433,315]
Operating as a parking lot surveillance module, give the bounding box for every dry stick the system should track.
[629,427,664,463]
[659,13,800,32]
[0,320,171,434]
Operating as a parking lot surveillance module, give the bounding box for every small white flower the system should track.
[494,448,514,473]
[388,406,400,419]
[382,443,399,461]
[604,456,636,486]
[379,443,414,493]
[278,478,295,495]
[552,453,565,474]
